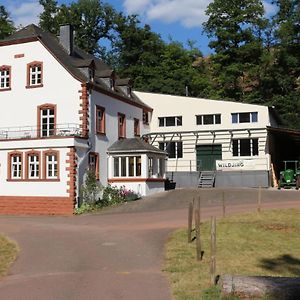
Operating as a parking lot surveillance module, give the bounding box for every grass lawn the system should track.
[164,209,300,300]
[0,235,18,278]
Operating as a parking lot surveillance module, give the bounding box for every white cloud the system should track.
[124,0,211,28]
[123,0,277,28]
[8,0,43,27]
[263,1,277,17]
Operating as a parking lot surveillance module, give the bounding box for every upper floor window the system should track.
[8,152,22,180]
[159,141,183,159]
[96,106,105,135]
[143,110,149,125]
[134,118,140,137]
[44,151,59,179]
[27,61,43,88]
[232,138,259,157]
[26,151,40,179]
[118,113,126,139]
[196,114,221,125]
[158,116,182,127]
[38,104,56,137]
[232,112,258,124]
[0,65,11,91]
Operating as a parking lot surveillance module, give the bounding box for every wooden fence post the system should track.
[188,198,194,243]
[210,216,217,285]
[257,186,262,213]
[195,197,202,260]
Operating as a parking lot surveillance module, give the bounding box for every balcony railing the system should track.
[0,123,82,140]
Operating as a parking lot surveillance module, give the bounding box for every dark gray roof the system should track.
[0,24,152,110]
[116,78,132,86]
[108,138,167,155]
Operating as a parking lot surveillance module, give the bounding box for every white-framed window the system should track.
[113,156,142,177]
[28,154,40,179]
[0,66,11,90]
[232,138,259,156]
[231,112,258,124]
[196,114,221,125]
[11,154,22,179]
[159,141,183,159]
[46,153,58,179]
[40,107,55,137]
[28,63,42,86]
[158,116,182,127]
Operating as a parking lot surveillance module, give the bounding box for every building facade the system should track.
[137,92,278,188]
[0,25,165,215]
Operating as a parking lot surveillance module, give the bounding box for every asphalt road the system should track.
[0,188,299,300]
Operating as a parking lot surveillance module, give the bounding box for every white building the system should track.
[0,24,166,215]
[136,92,280,188]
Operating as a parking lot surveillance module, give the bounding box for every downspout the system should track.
[76,85,93,208]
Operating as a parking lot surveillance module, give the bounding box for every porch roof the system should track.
[107,138,167,155]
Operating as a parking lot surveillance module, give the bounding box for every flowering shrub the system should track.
[76,174,140,215]
[118,185,140,201]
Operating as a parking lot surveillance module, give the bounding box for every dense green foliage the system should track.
[1,0,299,128]
[0,5,15,39]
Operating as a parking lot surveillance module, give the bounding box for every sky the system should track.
[2,0,277,55]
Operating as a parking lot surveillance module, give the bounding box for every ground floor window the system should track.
[8,152,22,179]
[159,141,183,159]
[113,156,141,177]
[8,149,61,181]
[44,151,59,179]
[232,138,259,156]
[26,151,40,179]
[89,152,99,180]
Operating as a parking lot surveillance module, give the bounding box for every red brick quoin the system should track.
[0,147,77,216]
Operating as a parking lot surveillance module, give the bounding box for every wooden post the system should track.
[257,186,262,213]
[210,216,216,285]
[222,191,226,218]
[195,197,202,260]
[188,198,194,243]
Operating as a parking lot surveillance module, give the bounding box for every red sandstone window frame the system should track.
[118,113,126,139]
[95,105,106,135]
[43,150,60,180]
[37,103,57,138]
[0,65,11,91]
[134,118,140,137]
[88,152,99,180]
[7,151,23,180]
[25,150,41,180]
[26,61,43,88]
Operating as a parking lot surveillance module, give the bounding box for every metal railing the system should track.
[0,123,82,140]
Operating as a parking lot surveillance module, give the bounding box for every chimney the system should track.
[59,24,73,55]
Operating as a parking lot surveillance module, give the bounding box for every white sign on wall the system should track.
[216,159,255,171]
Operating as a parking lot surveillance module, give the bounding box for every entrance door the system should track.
[196,145,222,171]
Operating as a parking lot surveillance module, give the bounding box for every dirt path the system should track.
[0,188,299,300]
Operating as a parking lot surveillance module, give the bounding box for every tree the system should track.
[113,14,165,89]
[39,0,116,56]
[0,5,15,40]
[203,0,267,100]
[39,0,59,34]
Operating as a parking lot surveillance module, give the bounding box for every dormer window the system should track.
[0,65,11,91]
[110,77,115,90]
[27,61,43,88]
